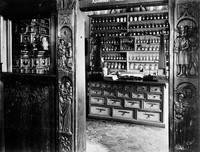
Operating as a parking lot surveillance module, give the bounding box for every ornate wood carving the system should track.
[174,3,199,77]
[3,80,52,151]
[172,2,200,152]
[60,133,72,152]
[59,76,72,133]
[58,26,73,72]
[174,83,198,151]
[57,0,75,151]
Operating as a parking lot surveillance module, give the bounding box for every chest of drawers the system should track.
[88,80,166,127]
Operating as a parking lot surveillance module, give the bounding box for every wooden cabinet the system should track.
[88,80,165,127]
[89,5,169,76]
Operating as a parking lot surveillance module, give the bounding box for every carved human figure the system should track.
[174,25,190,77]
[174,86,196,150]
[58,39,72,70]
[59,77,72,133]
[174,25,198,77]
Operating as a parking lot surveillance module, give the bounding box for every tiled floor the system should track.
[86,119,169,152]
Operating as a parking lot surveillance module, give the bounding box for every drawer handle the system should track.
[118,111,129,116]
[137,95,140,97]
[153,95,156,98]
[97,108,106,112]
[144,113,154,118]
[112,100,118,104]
[147,103,157,107]
[128,101,136,105]
[155,88,158,91]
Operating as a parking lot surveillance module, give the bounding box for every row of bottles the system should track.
[129,54,159,61]
[136,46,160,51]
[102,54,126,60]
[102,46,120,51]
[91,25,127,31]
[91,16,127,24]
[136,38,160,44]
[105,62,126,70]
[128,29,169,36]
[129,63,159,71]
[129,13,168,22]
[91,29,169,37]
[91,13,168,24]
[129,22,169,29]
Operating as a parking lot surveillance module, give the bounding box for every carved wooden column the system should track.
[170,1,200,152]
[57,0,86,152]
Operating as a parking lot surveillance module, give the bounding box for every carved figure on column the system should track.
[58,26,73,71]
[174,12,198,77]
[59,76,72,133]
[174,83,197,150]
[58,38,72,71]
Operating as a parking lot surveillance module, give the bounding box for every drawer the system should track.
[118,91,130,98]
[91,97,105,105]
[102,83,112,89]
[124,85,135,91]
[137,111,161,122]
[144,101,161,111]
[90,106,110,116]
[150,86,162,93]
[107,98,122,107]
[113,109,134,119]
[132,92,145,99]
[90,82,101,88]
[137,85,148,92]
[104,90,116,97]
[90,89,102,95]
[124,99,142,109]
[147,94,161,100]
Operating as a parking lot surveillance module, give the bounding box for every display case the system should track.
[12,18,51,74]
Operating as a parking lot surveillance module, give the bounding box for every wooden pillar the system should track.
[57,0,86,151]
[170,0,200,151]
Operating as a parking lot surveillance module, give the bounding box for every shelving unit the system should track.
[89,7,169,75]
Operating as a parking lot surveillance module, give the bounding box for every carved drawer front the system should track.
[137,85,148,92]
[113,84,123,90]
[107,98,122,107]
[124,84,135,91]
[113,109,134,119]
[90,82,101,88]
[144,101,161,111]
[118,91,130,98]
[137,111,161,122]
[150,86,162,93]
[102,83,112,89]
[104,90,116,97]
[124,99,142,109]
[90,106,110,116]
[90,89,102,95]
[147,94,161,100]
[132,92,145,99]
[91,97,105,105]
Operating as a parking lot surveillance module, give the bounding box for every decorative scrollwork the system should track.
[60,134,71,152]
[174,83,198,151]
